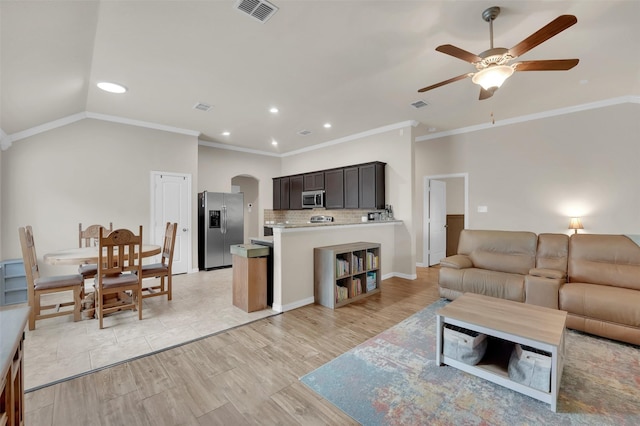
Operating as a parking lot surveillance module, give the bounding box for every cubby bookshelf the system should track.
[314,242,381,308]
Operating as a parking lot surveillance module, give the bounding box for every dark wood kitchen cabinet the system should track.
[272,178,281,210]
[303,172,324,191]
[324,169,344,209]
[289,175,303,210]
[359,162,385,209]
[343,166,359,209]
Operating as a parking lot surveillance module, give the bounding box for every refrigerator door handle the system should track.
[222,206,227,234]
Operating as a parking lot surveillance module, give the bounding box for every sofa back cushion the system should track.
[569,234,640,290]
[536,233,569,272]
[458,230,537,275]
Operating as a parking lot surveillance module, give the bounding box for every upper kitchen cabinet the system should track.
[273,178,282,210]
[359,162,385,209]
[324,169,344,209]
[289,175,304,210]
[303,172,324,191]
[343,166,359,209]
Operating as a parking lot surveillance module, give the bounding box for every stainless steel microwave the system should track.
[302,190,324,209]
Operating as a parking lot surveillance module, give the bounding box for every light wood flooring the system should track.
[24,266,441,426]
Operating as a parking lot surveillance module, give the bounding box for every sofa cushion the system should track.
[458,230,537,275]
[568,234,640,291]
[535,233,569,272]
[560,283,640,328]
[440,267,525,302]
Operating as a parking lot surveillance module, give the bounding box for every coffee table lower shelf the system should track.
[435,294,567,412]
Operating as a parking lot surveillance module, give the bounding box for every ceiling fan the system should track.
[418,6,579,100]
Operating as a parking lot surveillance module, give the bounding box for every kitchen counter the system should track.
[265,219,402,230]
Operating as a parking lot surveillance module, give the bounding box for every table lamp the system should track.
[569,217,583,234]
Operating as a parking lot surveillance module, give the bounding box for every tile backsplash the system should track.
[264,209,386,224]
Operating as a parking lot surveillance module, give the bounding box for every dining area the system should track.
[19,222,177,330]
[4,221,278,391]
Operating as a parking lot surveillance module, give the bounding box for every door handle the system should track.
[182,228,187,232]
[444,224,448,228]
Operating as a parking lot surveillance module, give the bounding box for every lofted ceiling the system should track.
[1,0,639,155]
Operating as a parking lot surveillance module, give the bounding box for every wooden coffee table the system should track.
[436,293,567,412]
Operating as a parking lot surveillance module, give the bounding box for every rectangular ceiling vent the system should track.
[193,102,212,112]
[410,100,429,109]
[298,130,312,136]
[235,0,278,23]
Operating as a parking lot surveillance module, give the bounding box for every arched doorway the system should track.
[231,175,259,243]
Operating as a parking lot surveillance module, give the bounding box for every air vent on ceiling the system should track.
[298,130,312,136]
[235,0,278,23]
[410,100,429,109]
[193,102,212,112]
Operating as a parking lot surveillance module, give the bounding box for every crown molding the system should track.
[0,128,11,151]
[85,112,200,137]
[416,96,640,142]
[198,140,281,157]
[281,120,419,158]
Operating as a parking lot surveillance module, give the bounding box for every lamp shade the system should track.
[471,65,514,90]
[568,217,583,230]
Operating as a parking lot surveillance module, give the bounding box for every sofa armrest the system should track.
[439,255,473,269]
[528,268,566,280]
[524,274,565,310]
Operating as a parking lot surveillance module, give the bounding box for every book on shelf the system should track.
[351,254,363,273]
[335,285,349,303]
[366,252,379,270]
[349,277,363,298]
[336,258,349,277]
[366,271,377,292]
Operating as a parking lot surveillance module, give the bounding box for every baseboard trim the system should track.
[272,296,315,313]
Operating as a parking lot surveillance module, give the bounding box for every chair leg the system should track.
[73,287,82,322]
[28,297,36,331]
[137,290,143,321]
[167,275,172,301]
[97,291,104,329]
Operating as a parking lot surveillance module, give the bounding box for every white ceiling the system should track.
[1,1,639,154]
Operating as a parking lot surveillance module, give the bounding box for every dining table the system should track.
[43,244,161,266]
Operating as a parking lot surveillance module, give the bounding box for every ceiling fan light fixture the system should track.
[471,65,514,91]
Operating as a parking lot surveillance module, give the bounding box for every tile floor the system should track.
[19,268,277,391]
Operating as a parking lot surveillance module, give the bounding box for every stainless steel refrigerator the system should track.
[198,191,244,270]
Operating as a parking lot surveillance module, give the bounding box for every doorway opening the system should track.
[231,175,259,243]
[423,173,469,266]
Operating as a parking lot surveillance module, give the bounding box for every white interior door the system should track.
[151,172,191,274]
[429,179,447,266]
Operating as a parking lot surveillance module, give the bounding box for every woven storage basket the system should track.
[508,344,551,392]
[443,324,487,365]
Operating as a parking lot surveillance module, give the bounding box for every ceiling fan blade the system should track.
[508,15,577,58]
[436,44,483,64]
[514,59,579,71]
[418,73,472,93]
[479,87,494,101]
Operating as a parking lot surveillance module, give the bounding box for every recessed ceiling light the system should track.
[269,107,279,113]
[323,123,332,129]
[97,81,127,94]
[271,140,278,146]
[222,131,231,136]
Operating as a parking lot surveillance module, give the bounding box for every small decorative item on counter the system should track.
[443,324,488,365]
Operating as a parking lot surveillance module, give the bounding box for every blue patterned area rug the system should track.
[300,299,640,425]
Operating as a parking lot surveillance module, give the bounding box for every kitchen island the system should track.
[253,220,403,312]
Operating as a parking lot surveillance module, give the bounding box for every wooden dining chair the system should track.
[94,226,143,329]
[140,222,177,300]
[78,222,113,280]
[18,226,84,330]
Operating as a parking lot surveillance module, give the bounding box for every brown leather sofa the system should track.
[439,230,640,346]
[439,230,568,305]
[561,234,640,346]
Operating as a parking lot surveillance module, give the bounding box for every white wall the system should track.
[198,145,281,238]
[1,118,199,274]
[279,124,416,278]
[231,175,259,243]
[414,103,640,264]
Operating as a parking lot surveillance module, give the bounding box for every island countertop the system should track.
[265,219,402,230]
[1,306,29,384]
